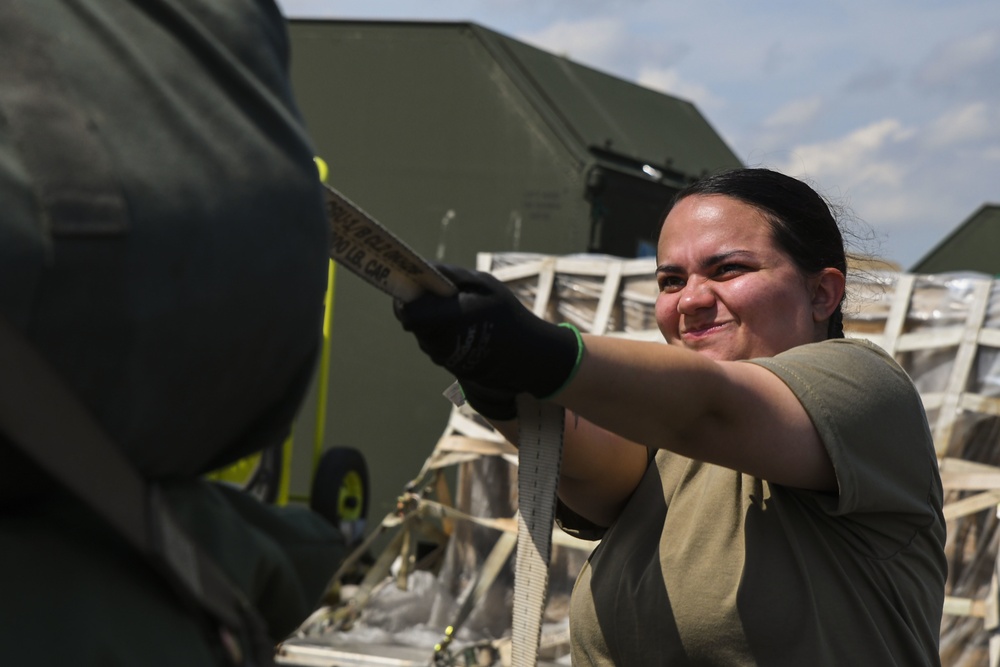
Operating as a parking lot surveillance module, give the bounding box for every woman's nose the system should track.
[678,277,715,312]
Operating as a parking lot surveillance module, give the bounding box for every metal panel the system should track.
[911,205,1000,275]
[484,26,742,179]
[283,20,743,526]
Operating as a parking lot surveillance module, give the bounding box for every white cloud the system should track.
[636,66,723,110]
[761,95,824,130]
[767,113,1000,265]
[778,119,915,192]
[857,193,931,226]
[518,17,628,66]
[923,102,997,149]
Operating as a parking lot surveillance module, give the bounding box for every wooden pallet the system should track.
[299,254,1000,666]
[472,254,1000,667]
[844,270,1000,667]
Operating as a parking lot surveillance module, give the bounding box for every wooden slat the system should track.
[532,257,556,318]
[980,328,1000,349]
[933,279,993,457]
[943,595,988,618]
[960,393,1000,417]
[894,327,964,352]
[943,490,1000,521]
[489,260,549,282]
[881,273,916,356]
[940,457,1000,475]
[550,255,652,277]
[940,471,1000,491]
[591,260,623,335]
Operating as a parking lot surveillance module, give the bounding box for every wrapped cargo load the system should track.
[284,253,1000,667]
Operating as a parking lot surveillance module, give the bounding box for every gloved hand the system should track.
[459,379,518,421]
[394,265,583,399]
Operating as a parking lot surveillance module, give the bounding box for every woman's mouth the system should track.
[681,321,729,341]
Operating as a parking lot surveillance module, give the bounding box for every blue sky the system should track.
[278,0,1000,269]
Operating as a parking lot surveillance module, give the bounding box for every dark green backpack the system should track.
[0,2,337,664]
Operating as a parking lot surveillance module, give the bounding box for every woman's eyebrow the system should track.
[655,250,753,275]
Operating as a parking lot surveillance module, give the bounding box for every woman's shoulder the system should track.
[752,337,910,388]
[746,337,929,452]
[780,336,894,361]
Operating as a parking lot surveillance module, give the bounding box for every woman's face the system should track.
[654,194,826,361]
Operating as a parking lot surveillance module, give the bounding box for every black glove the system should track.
[394,265,582,399]
[459,379,518,421]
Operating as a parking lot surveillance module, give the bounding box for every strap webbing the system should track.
[326,191,565,665]
[325,184,456,300]
[0,316,274,666]
[511,395,565,667]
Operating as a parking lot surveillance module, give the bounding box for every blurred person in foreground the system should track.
[0,1,345,664]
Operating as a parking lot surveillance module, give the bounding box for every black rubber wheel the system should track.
[310,446,370,546]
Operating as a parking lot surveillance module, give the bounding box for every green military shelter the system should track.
[910,204,1000,276]
[284,19,743,519]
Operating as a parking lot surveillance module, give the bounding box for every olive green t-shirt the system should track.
[565,338,946,666]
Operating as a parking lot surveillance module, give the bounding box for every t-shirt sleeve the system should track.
[748,339,940,522]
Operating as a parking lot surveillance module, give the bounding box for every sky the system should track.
[277,0,1000,269]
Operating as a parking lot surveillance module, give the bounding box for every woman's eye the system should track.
[716,263,748,277]
[658,276,685,292]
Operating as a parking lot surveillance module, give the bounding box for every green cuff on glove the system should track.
[537,323,584,401]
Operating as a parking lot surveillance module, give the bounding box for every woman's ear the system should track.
[810,268,846,322]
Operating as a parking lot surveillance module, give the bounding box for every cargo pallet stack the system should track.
[285,253,1000,667]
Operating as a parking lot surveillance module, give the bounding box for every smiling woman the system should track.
[654,193,842,361]
[393,167,947,666]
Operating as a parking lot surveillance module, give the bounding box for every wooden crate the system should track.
[842,270,1000,667]
[474,254,1000,667]
[299,254,1000,666]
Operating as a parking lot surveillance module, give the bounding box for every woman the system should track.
[395,168,947,665]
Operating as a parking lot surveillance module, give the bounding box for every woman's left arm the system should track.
[555,334,837,492]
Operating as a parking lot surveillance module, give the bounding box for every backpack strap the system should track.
[0,315,276,666]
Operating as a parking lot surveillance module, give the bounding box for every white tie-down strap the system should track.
[511,395,564,667]
[323,192,567,665]
[325,183,456,300]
